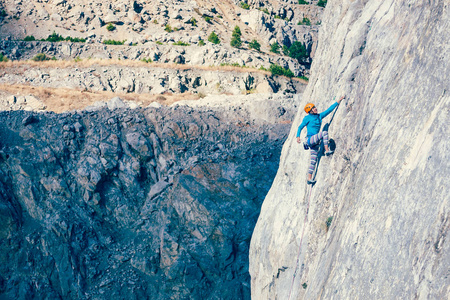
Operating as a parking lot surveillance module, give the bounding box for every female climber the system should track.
[296,96,345,184]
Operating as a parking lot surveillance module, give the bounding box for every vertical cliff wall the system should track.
[250,1,449,299]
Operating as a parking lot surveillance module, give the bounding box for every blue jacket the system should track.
[296,102,338,139]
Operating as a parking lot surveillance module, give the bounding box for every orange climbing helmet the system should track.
[304,103,315,113]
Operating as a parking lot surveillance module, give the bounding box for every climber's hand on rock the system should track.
[296,137,301,144]
[338,95,345,103]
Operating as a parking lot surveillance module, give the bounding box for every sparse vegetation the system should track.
[208,31,220,44]
[153,19,158,24]
[156,41,163,45]
[326,216,333,230]
[103,39,126,45]
[284,41,309,62]
[203,16,213,23]
[39,32,86,43]
[230,26,242,48]
[74,57,82,62]
[141,58,153,63]
[299,75,309,81]
[259,66,268,71]
[0,53,8,62]
[187,17,197,26]
[42,32,64,42]
[198,40,205,46]
[249,39,261,51]
[173,41,190,46]
[318,0,327,7]
[269,64,294,78]
[106,23,116,31]
[164,24,173,32]
[32,53,56,61]
[240,2,250,10]
[220,62,247,68]
[0,10,7,18]
[270,42,281,54]
[24,36,36,41]
[298,0,309,4]
[258,8,270,15]
[298,17,311,25]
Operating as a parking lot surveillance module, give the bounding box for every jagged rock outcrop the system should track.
[0,61,304,98]
[0,95,298,299]
[250,1,449,299]
[0,40,306,76]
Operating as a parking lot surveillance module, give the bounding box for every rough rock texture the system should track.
[250,0,449,299]
[0,62,304,97]
[0,95,297,299]
[0,40,306,76]
[0,0,323,51]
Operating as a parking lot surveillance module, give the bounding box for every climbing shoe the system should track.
[325,150,334,156]
[307,179,316,185]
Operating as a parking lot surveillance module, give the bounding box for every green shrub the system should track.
[298,17,311,25]
[299,75,309,81]
[285,41,308,62]
[156,41,163,45]
[230,26,242,48]
[270,42,280,54]
[203,16,213,23]
[65,36,86,43]
[298,0,308,4]
[187,17,197,26]
[24,35,36,41]
[106,23,116,31]
[240,2,250,9]
[40,32,86,43]
[198,39,205,46]
[164,24,173,32]
[326,216,333,230]
[259,65,268,71]
[318,0,327,7]
[74,57,82,62]
[141,58,152,63]
[249,39,261,51]
[44,32,64,42]
[208,31,220,44]
[269,64,294,78]
[258,8,270,15]
[0,53,8,62]
[103,39,125,45]
[32,53,52,61]
[173,41,190,46]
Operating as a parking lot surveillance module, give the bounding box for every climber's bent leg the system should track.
[308,131,329,147]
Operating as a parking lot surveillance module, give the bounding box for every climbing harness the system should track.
[287,101,341,299]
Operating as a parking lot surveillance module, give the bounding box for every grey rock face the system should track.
[250,0,449,299]
[0,95,297,299]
